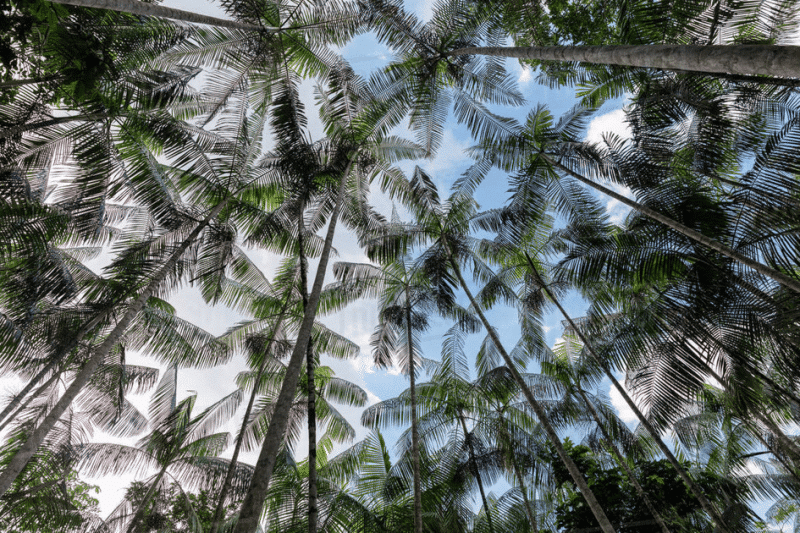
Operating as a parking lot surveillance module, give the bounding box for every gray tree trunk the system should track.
[448,257,617,533]
[0,199,228,497]
[208,291,294,533]
[46,0,263,30]
[448,44,800,80]
[232,163,351,533]
[458,414,495,533]
[544,155,800,295]
[405,295,423,533]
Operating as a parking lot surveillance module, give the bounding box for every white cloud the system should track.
[604,182,634,225]
[518,67,533,85]
[542,325,552,334]
[608,376,640,424]
[585,108,631,146]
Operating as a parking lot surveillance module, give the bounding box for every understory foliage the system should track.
[0,0,799,532]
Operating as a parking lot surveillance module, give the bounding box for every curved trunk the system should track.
[525,258,731,533]
[0,199,228,497]
[457,414,495,533]
[543,155,800,295]
[127,466,169,533]
[447,257,617,533]
[208,290,294,533]
[406,292,423,533]
[575,388,673,533]
[45,0,263,30]
[233,162,351,533]
[448,44,800,81]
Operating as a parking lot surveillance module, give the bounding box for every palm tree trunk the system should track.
[405,294,423,533]
[525,258,732,533]
[0,75,61,88]
[233,162,351,533]
[298,224,319,533]
[447,257,617,533]
[127,466,169,533]
[575,388,673,533]
[46,0,263,30]
[0,199,228,497]
[208,290,294,533]
[448,44,800,80]
[542,155,800,295]
[457,414,495,533]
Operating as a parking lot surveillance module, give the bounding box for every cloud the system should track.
[585,109,631,146]
[518,67,533,85]
[608,375,640,424]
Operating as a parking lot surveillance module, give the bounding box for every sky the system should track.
[10,0,775,526]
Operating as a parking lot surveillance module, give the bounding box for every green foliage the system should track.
[547,439,723,532]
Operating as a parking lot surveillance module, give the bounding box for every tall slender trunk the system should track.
[0,75,60,88]
[457,414,495,533]
[405,291,423,533]
[0,361,60,430]
[447,257,617,533]
[542,155,800,295]
[299,225,319,533]
[46,0,264,30]
[208,290,294,533]
[127,466,169,533]
[233,162,351,533]
[448,44,800,80]
[575,388,673,533]
[0,199,228,497]
[525,258,731,533]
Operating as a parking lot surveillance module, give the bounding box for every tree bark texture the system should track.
[47,0,263,30]
[406,295,423,533]
[449,45,800,80]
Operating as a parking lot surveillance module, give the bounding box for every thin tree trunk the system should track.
[543,155,800,295]
[575,388,673,533]
[127,466,169,533]
[46,0,264,30]
[299,224,319,533]
[233,162,351,533]
[458,414,495,533]
[525,258,732,533]
[405,292,423,533]
[447,257,617,533]
[0,199,228,497]
[448,44,800,81]
[208,290,294,533]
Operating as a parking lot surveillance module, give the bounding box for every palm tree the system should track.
[233,62,424,533]
[74,366,245,533]
[334,218,470,533]
[0,82,277,496]
[365,166,618,533]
